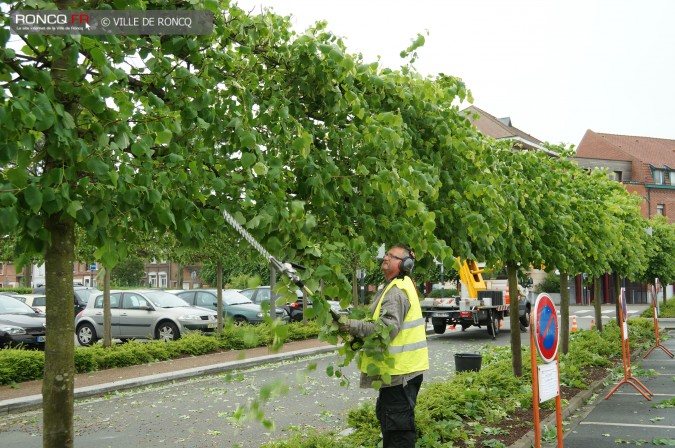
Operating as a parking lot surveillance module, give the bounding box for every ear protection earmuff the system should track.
[399,246,415,274]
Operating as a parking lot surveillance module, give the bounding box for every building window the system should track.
[148,273,157,287]
[670,170,675,185]
[610,171,623,181]
[159,273,167,288]
[653,169,665,184]
[0,262,3,275]
[656,204,665,215]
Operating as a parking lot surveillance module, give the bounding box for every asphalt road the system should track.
[1,304,650,447]
[2,324,511,447]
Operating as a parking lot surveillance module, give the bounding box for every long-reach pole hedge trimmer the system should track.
[222,208,312,297]
[223,208,349,324]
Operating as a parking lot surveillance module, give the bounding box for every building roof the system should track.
[576,130,675,168]
[462,105,548,152]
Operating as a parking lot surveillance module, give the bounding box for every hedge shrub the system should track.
[0,322,320,385]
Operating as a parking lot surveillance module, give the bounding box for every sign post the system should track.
[643,280,674,359]
[605,288,654,400]
[530,293,563,448]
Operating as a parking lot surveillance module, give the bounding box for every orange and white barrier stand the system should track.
[571,315,578,333]
[644,285,674,359]
[606,288,654,401]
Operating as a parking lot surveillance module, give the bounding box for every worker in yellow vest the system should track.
[337,244,429,447]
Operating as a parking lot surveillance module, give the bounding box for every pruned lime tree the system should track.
[1,0,276,444]
[638,215,675,306]
[483,143,571,376]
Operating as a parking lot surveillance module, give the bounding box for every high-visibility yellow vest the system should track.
[358,276,429,376]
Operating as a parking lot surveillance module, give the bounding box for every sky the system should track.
[234,0,675,147]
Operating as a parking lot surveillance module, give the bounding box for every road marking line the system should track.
[580,422,675,430]
[613,391,675,396]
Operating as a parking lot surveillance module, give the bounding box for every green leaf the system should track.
[89,47,107,67]
[291,132,312,158]
[23,185,42,213]
[155,129,173,145]
[66,200,82,218]
[86,159,110,178]
[0,207,18,232]
[238,130,256,149]
[252,162,267,176]
[241,152,256,168]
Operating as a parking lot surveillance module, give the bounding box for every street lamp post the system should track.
[434,258,445,298]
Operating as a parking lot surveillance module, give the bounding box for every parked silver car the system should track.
[239,286,351,321]
[174,289,289,324]
[75,290,217,346]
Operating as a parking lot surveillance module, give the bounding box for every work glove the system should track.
[330,309,363,349]
[330,308,350,331]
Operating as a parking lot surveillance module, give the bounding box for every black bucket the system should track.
[455,353,482,373]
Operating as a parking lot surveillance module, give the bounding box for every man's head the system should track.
[381,244,415,280]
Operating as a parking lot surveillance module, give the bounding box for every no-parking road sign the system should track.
[533,294,559,363]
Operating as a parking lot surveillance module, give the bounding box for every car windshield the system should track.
[0,295,40,315]
[143,291,191,308]
[218,290,254,306]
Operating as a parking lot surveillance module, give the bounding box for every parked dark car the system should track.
[0,294,47,349]
[239,286,350,322]
[74,286,100,316]
[175,289,289,324]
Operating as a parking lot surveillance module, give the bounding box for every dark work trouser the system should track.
[375,374,423,448]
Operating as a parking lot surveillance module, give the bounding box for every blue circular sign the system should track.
[533,294,559,363]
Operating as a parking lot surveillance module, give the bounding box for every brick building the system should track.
[142,260,207,290]
[575,130,675,223]
[574,130,675,303]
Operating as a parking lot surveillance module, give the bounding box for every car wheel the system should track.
[487,315,500,337]
[520,308,531,332]
[233,316,248,326]
[156,321,179,341]
[77,323,98,346]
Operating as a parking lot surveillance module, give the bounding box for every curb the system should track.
[0,345,338,415]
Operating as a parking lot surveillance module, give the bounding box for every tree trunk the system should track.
[559,272,570,354]
[103,268,112,347]
[507,262,522,377]
[217,263,223,332]
[24,264,32,289]
[43,217,75,447]
[352,269,358,308]
[593,277,603,332]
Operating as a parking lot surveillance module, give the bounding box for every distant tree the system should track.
[199,254,268,286]
[638,216,675,306]
[535,271,561,294]
[111,257,145,286]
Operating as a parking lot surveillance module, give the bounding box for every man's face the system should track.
[381,246,406,280]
